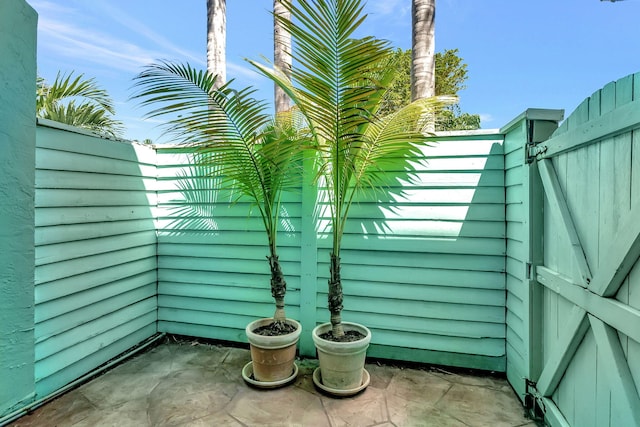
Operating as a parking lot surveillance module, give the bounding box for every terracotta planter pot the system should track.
[312,322,371,394]
[245,318,301,383]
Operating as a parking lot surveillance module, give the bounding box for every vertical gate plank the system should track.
[569,141,599,280]
[537,306,589,396]
[616,75,634,108]
[589,203,640,297]
[633,130,640,209]
[538,159,592,286]
[601,82,616,115]
[544,286,558,362]
[588,89,601,122]
[589,315,640,427]
[595,345,612,427]
[573,330,597,427]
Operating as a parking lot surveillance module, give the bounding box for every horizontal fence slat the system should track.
[35,298,157,360]
[37,147,157,177]
[36,231,157,266]
[36,246,156,284]
[36,219,156,245]
[36,170,157,191]
[35,273,157,323]
[36,189,157,208]
[36,206,156,226]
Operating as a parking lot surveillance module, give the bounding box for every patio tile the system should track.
[321,387,389,427]
[69,398,150,427]
[112,345,173,376]
[8,391,94,427]
[432,367,514,392]
[437,383,529,427]
[390,404,469,427]
[173,412,244,426]
[364,362,395,389]
[228,387,329,426]
[147,388,236,426]
[76,370,165,409]
[385,367,453,405]
[168,343,231,372]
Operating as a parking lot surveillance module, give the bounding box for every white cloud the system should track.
[368,0,410,17]
[32,0,203,74]
[91,2,203,66]
[228,62,262,80]
[38,17,157,73]
[479,113,494,123]
[27,0,76,15]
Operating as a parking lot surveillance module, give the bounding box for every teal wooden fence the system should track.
[155,130,508,371]
[34,120,158,397]
[524,73,640,427]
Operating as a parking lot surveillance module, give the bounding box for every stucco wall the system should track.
[0,0,37,416]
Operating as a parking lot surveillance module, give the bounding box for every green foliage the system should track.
[250,0,451,334]
[438,108,481,131]
[37,72,123,138]
[379,48,481,131]
[378,50,411,118]
[435,48,468,96]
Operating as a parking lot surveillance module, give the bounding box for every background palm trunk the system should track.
[411,0,435,101]
[273,0,292,113]
[207,0,226,88]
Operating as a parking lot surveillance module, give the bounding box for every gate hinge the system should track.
[526,143,547,164]
[525,262,533,280]
[525,379,546,423]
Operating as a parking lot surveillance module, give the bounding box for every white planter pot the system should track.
[245,318,301,383]
[312,322,371,392]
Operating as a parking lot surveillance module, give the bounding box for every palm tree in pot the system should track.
[250,0,450,394]
[132,62,304,386]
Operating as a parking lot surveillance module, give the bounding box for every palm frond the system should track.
[133,61,304,244]
[251,0,451,258]
[166,163,221,232]
[37,71,115,114]
[40,101,124,138]
[37,72,122,138]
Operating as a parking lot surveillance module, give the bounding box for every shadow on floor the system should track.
[9,337,539,426]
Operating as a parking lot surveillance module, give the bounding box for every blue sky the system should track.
[29,0,640,143]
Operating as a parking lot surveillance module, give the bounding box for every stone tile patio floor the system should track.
[9,337,540,427]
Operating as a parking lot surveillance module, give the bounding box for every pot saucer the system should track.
[242,361,298,389]
[312,367,370,397]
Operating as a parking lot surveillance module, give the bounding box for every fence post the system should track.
[298,150,318,356]
[0,0,37,417]
[501,109,563,404]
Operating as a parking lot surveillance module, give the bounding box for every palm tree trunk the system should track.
[268,250,287,323]
[328,253,344,337]
[273,0,292,113]
[207,0,226,88]
[411,0,435,101]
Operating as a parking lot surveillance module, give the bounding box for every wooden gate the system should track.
[527,73,640,426]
